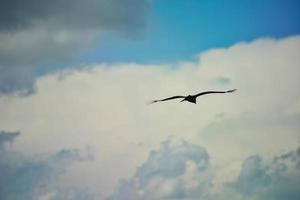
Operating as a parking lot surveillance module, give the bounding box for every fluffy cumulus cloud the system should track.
[108,139,212,200]
[0,131,94,200]
[0,0,150,95]
[109,139,300,200]
[220,147,300,200]
[0,35,300,199]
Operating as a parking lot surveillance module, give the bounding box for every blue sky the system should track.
[78,0,300,64]
[36,0,300,75]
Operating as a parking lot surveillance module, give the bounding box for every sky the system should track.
[1,1,300,200]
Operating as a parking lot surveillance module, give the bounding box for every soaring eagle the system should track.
[150,89,236,104]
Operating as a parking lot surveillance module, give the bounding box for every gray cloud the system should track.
[0,0,150,95]
[234,155,272,195]
[0,130,20,149]
[0,28,99,95]
[108,139,213,200]
[229,147,300,200]
[109,137,300,200]
[0,131,94,200]
[0,0,149,32]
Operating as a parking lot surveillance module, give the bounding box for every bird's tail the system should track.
[226,89,237,93]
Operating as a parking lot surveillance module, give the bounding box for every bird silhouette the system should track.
[150,89,236,104]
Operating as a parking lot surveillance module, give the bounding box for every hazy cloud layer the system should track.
[0,36,299,199]
[0,131,94,200]
[0,0,150,95]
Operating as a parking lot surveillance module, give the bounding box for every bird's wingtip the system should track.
[147,100,157,105]
[227,89,237,93]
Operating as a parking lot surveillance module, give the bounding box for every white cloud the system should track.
[0,35,300,199]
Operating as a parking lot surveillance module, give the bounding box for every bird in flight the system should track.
[150,89,236,104]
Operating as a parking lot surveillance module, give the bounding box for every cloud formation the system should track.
[226,147,300,200]
[0,131,94,200]
[108,138,300,200]
[0,0,150,95]
[0,0,148,32]
[0,35,300,199]
[109,139,212,200]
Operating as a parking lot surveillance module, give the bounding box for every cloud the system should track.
[233,155,272,195]
[210,77,231,86]
[0,130,20,148]
[0,131,94,200]
[108,139,213,200]
[227,147,300,200]
[0,0,150,95]
[0,35,300,199]
[108,138,300,200]
[200,112,300,159]
[0,0,148,32]
[0,27,100,95]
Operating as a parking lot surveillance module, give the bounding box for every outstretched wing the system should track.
[195,89,237,97]
[150,96,186,104]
